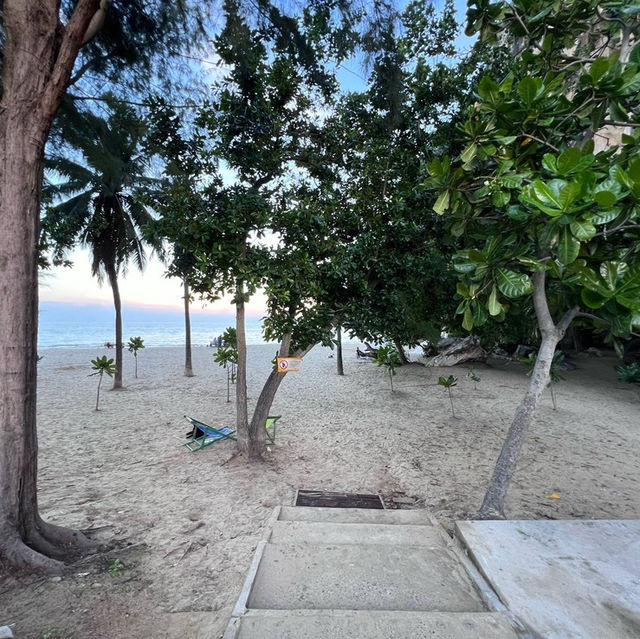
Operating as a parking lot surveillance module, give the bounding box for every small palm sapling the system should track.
[438,375,458,417]
[213,327,239,403]
[127,336,145,378]
[374,345,401,392]
[90,356,116,411]
[467,366,481,390]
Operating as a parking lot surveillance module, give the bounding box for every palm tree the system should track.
[42,103,162,389]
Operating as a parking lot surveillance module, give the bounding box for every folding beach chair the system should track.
[184,416,237,452]
[184,415,282,451]
[265,415,281,445]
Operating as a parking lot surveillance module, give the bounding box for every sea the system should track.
[38,301,267,349]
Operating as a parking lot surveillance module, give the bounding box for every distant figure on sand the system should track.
[104,342,115,349]
[357,346,376,359]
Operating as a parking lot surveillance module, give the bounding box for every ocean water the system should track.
[38,301,267,349]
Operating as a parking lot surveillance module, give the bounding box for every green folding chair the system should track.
[184,415,282,451]
[265,415,281,445]
[184,416,236,452]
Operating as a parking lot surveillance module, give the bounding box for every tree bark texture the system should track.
[478,272,578,518]
[394,339,409,365]
[336,326,344,376]
[235,281,250,454]
[106,263,123,389]
[183,280,194,377]
[0,0,101,571]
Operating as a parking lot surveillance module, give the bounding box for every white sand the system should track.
[2,344,639,638]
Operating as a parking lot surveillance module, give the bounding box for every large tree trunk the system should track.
[183,279,194,377]
[477,272,578,519]
[336,325,344,376]
[0,0,102,572]
[235,280,250,453]
[394,339,409,365]
[106,263,124,390]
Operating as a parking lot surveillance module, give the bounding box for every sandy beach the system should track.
[1,343,639,638]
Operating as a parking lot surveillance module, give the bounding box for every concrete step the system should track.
[269,520,445,547]
[279,506,433,526]
[247,542,484,612]
[227,610,520,639]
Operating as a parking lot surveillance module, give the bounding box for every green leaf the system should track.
[496,269,533,298]
[517,77,540,106]
[557,227,580,265]
[530,180,561,208]
[542,154,557,173]
[594,191,617,208]
[461,144,477,164]
[433,190,450,215]
[581,288,606,309]
[556,148,582,174]
[488,285,502,316]
[453,261,476,274]
[600,262,626,289]
[585,209,620,225]
[450,219,467,236]
[462,307,474,331]
[506,205,529,221]
[589,57,609,83]
[570,220,596,241]
[491,190,510,207]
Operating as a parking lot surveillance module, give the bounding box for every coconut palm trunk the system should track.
[184,279,194,377]
[106,262,124,389]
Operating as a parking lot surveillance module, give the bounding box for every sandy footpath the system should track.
[1,343,639,638]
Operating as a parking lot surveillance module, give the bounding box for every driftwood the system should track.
[424,336,486,368]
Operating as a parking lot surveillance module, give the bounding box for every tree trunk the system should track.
[183,279,194,377]
[0,0,102,571]
[477,272,578,519]
[394,339,409,365]
[106,263,124,390]
[336,325,344,376]
[235,280,250,453]
[247,335,316,459]
[95,375,102,410]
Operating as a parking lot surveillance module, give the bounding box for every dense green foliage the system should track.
[427,1,640,350]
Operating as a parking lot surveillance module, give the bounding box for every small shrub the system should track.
[438,375,458,417]
[467,366,481,390]
[374,345,402,392]
[616,362,640,385]
[108,558,124,577]
[213,327,238,402]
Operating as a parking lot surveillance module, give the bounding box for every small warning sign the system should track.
[277,357,302,373]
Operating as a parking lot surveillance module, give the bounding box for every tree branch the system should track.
[532,270,555,336]
[556,306,579,335]
[41,0,102,121]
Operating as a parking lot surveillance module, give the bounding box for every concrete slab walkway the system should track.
[456,519,640,639]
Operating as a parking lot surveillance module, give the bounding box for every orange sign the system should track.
[277,357,302,373]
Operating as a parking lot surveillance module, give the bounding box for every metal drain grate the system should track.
[295,489,384,509]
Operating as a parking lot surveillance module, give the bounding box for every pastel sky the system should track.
[39,247,268,316]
